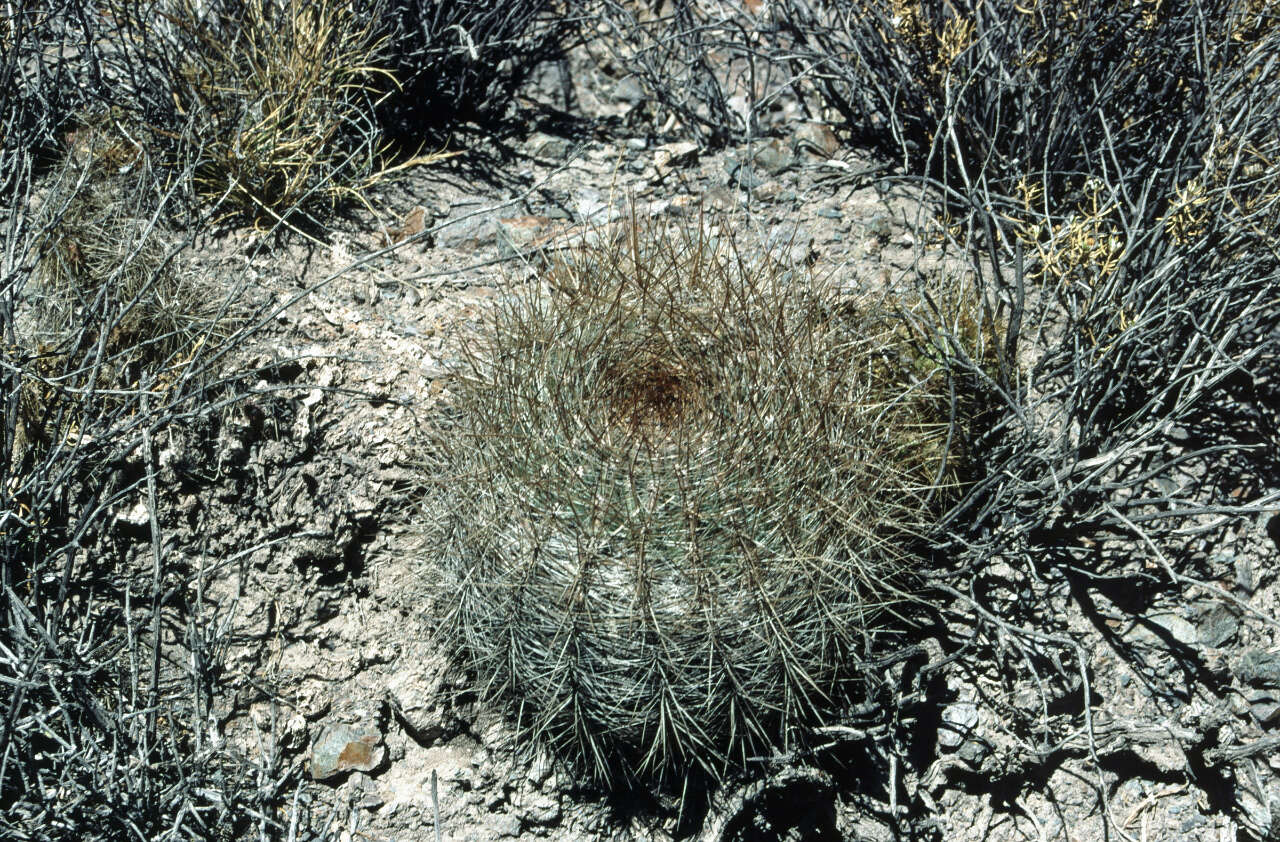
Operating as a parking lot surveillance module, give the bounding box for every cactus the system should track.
[429,219,963,789]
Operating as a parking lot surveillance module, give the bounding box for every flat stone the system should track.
[526,132,571,160]
[938,702,979,750]
[654,141,699,176]
[310,722,384,781]
[436,211,497,250]
[725,160,765,190]
[1238,649,1280,688]
[751,138,795,174]
[496,215,556,258]
[793,122,840,159]
[1198,605,1239,648]
[612,77,646,104]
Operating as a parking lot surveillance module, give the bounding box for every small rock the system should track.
[938,702,979,750]
[527,132,571,160]
[310,723,384,781]
[816,206,843,220]
[654,141,699,176]
[750,138,794,174]
[1238,649,1280,688]
[612,77,646,104]
[1144,612,1199,647]
[493,813,523,838]
[766,225,815,266]
[793,123,840,159]
[726,160,765,190]
[1198,604,1239,647]
[437,211,497,250]
[496,215,555,258]
[516,793,562,826]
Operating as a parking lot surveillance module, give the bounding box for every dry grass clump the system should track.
[6,118,235,490]
[8,0,570,225]
[429,219,969,788]
[2,0,395,225]
[27,122,227,380]
[146,0,395,223]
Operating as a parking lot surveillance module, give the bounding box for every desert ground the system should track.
[4,3,1280,841]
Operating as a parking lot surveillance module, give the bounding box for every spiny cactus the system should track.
[429,219,966,789]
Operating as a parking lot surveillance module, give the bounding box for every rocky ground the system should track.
[99,60,1280,842]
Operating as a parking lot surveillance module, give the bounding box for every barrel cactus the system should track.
[429,220,963,789]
